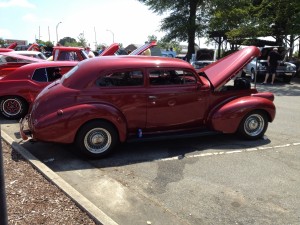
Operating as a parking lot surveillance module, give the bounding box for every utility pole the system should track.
[0,128,8,225]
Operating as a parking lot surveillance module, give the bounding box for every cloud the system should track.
[0,29,12,38]
[22,13,37,22]
[0,0,35,8]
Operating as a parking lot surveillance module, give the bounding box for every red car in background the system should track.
[20,46,276,158]
[0,52,44,77]
[0,61,77,119]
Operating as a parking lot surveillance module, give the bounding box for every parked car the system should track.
[190,48,217,69]
[0,61,77,119]
[0,52,44,77]
[244,46,297,82]
[11,50,47,60]
[20,46,276,158]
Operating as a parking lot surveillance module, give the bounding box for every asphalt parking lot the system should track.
[1,78,300,225]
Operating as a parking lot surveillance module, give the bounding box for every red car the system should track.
[20,46,276,158]
[0,52,44,77]
[0,61,77,119]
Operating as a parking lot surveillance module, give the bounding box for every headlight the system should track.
[286,65,296,71]
[257,63,266,70]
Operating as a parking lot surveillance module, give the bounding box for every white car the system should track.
[190,48,217,69]
[244,46,296,83]
[12,51,47,60]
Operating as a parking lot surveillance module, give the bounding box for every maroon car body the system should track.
[0,61,77,119]
[20,46,276,158]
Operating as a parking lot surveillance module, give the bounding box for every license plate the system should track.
[285,73,292,76]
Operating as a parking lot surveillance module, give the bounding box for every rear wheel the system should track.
[0,96,28,120]
[238,110,268,140]
[75,121,119,158]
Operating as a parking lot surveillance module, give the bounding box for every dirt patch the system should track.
[1,139,97,225]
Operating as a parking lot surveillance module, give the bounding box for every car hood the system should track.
[200,46,260,90]
[129,41,157,55]
[99,43,120,56]
[258,46,287,61]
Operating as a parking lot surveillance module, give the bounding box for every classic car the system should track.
[244,46,297,82]
[0,52,44,77]
[20,46,276,158]
[0,61,77,119]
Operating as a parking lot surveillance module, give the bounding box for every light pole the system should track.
[106,29,114,43]
[56,22,62,44]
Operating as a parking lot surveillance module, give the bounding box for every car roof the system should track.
[53,46,84,51]
[13,50,43,55]
[80,55,193,71]
[64,55,195,88]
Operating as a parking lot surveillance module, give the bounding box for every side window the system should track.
[32,68,48,82]
[97,70,144,87]
[149,69,197,85]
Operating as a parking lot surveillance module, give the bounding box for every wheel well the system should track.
[247,109,271,122]
[0,95,29,105]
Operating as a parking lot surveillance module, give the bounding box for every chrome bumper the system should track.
[19,115,32,141]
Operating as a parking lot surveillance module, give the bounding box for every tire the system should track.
[283,76,292,83]
[237,110,268,140]
[0,96,28,120]
[75,120,119,158]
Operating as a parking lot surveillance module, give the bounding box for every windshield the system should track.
[0,54,38,64]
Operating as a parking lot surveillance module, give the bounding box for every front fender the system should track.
[209,96,276,133]
[33,103,127,143]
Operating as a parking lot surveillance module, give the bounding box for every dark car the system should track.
[20,46,276,158]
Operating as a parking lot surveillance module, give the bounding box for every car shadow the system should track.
[17,133,272,172]
[252,77,300,96]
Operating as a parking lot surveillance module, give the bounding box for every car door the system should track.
[146,68,209,131]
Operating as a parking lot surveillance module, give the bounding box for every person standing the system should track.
[262,47,281,85]
[85,46,95,58]
[98,45,106,55]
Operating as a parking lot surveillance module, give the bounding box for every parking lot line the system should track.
[158,142,300,162]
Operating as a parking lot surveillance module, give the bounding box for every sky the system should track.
[0,0,167,49]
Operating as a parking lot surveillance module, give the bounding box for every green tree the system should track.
[0,38,5,47]
[59,37,77,46]
[77,33,87,47]
[251,0,300,58]
[138,0,205,61]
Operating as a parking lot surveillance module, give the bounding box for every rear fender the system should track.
[209,96,276,133]
[34,103,127,143]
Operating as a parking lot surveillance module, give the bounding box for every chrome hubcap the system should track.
[2,98,22,116]
[84,128,111,154]
[244,114,265,136]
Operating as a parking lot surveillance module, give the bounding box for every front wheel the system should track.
[237,110,268,140]
[0,96,28,120]
[75,121,119,158]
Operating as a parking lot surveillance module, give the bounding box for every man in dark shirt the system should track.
[262,47,281,85]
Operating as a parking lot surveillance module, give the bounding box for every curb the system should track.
[1,128,118,225]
